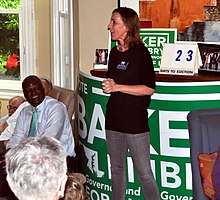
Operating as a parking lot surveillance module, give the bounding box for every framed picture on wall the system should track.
[118,0,220,43]
[198,43,220,72]
[93,49,108,69]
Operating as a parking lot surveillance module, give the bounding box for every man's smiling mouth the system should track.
[32,95,38,99]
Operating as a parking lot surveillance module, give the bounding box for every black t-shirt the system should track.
[106,43,155,134]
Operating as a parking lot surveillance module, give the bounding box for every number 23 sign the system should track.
[159,43,202,75]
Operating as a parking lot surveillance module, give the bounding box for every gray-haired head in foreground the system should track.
[5,136,67,200]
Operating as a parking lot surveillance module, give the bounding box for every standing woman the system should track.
[102,7,160,200]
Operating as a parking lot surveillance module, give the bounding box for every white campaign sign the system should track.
[159,43,202,75]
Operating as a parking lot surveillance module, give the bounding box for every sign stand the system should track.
[160,43,202,76]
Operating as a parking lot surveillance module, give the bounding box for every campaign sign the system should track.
[77,71,220,200]
[140,29,177,70]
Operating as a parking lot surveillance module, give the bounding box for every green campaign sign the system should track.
[140,28,177,70]
[110,28,177,71]
[77,71,220,200]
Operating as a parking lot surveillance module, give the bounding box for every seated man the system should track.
[0,77,55,198]
[0,96,25,132]
[0,101,29,142]
[7,75,75,159]
[0,77,53,143]
[0,96,25,158]
[5,136,68,200]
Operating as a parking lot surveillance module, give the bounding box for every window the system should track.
[51,0,75,89]
[0,0,36,98]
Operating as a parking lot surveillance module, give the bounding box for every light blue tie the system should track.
[28,108,38,137]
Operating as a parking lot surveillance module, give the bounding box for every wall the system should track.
[73,0,79,88]
[1,101,8,118]
[34,0,117,81]
[35,0,51,78]
[78,0,116,74]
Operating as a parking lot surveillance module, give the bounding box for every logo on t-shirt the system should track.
[117,61,129,70]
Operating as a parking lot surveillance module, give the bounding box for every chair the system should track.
[187,108,220,200]
[49,86,76,121]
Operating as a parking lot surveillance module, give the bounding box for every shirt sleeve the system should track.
[43,102,66,139]
[3,102,30,141]
[42,102,75,157]
[6,108,28,150]
[139,47,155,89]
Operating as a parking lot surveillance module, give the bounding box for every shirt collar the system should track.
[30,97,47,112]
